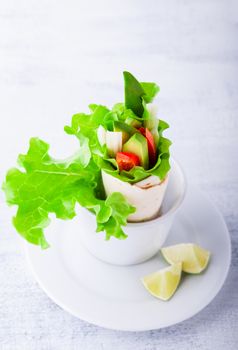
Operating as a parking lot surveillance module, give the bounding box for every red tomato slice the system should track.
[138,127,157,166]
[145,128,157,166]
[116,152,140,172]
[138,127,146,136]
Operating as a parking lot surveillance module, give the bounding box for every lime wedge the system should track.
[142,263,182,301]
[161,243,210,274]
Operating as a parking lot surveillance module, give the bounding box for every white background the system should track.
[0,0,238,349]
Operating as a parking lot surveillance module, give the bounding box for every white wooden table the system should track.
[0,0,237,348]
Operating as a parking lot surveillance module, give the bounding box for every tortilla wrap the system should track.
[102,171,169,222]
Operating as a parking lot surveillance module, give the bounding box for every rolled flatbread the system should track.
[102,171,169,222]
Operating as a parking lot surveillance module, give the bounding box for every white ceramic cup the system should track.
[78,159,186,266]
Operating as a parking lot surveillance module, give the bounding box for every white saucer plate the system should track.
[25,186,231,331]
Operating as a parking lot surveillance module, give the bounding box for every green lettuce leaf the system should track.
[2,138,135,248]
[123,71,145,117]
[123,71,160,118]
[140,82,160,103]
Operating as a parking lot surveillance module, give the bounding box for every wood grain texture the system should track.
[0,0,237,349]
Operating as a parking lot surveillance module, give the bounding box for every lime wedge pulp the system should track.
[141,262,182,301]
[161,243,211,274]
